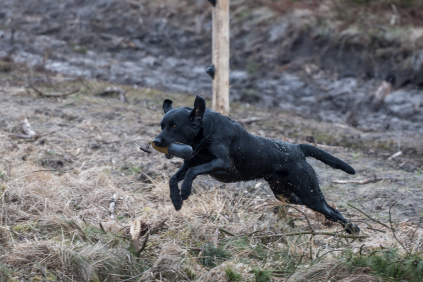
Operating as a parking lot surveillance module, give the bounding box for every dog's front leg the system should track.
[169,161,191,210]
[180,158,230,200]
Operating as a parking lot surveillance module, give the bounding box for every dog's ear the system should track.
[189,95,206,122]
[163,99,173,114]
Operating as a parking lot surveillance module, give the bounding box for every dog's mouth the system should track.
[140,141,193,160]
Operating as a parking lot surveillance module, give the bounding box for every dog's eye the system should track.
[172,125,177,129]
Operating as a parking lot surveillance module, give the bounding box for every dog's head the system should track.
[153,95,206,148]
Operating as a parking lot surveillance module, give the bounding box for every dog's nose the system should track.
[153,138,162,147]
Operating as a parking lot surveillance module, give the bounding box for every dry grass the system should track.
[1,83,423,281]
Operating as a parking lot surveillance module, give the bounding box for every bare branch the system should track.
[347,203,390,229]
[388,202,410,254]
[218,228,235,237]
[137,231,150,256]
[288,205,314,232]
[29,84,80,97]
[256,231,369,240]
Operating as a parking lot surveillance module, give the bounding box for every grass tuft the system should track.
[225,265,243,282]
[200,243,232,268]
[252,267,272,282]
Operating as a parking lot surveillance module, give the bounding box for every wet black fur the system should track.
[153,95,360,234]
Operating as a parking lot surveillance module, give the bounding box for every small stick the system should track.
[29,84,44,96]
[29,84,80,97]
[285,255,305,282]
[366,226,386,233]
[237,117,261,125]
[247,229,265,237]
[333,176,398,185]
[139,147,152,154]
[137,231,150,256]
[41,88,80,98]
[109,193,117,219]
[411,217,423,241]
[316,248,348,260]
[9,134,34,139]
[388,202,410,254]
[347,203,390,229]
[256,231,369,240]
[14,169,73,180]
[99,223,106,234]
[120,90,129,103]
[140,142,152,154]
[288,205,314,232]
[150,219,168,233]
[218,228,235,237]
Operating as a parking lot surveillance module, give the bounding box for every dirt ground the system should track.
[1,69,422,223]
[0,65,423,280]
[1,0,423,135]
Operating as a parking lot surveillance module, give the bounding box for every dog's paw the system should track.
[181,192,190,200]
[171,196,183,211]
[344,223,360,234]
[180,181,192,200]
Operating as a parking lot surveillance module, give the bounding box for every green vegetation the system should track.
[225,265,243,282]
[252,267,272,282]
[199,243,232,268]
[0,263,13,282]
[342,248,423,281]
[73,45,88,55]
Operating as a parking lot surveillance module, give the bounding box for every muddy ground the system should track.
[1,0,423,136]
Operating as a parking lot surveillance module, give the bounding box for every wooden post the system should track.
[211,0,230,116]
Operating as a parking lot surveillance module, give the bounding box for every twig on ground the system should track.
[347,203,390,229]
[366,226,386,233]
[77,77,94,93]
[109,193,117,219]
[388,151,402,161]
[28,84,44,96]
[150,219,168,234]
[247,229,265,237]
[411,217,423,241]
[8,134,35,139]
[288,205,315,232]
[29,84,80,97]
[237,117,261,126]
[285,254,305,282]
[137,231,150,256]
[256,231,369,240]
[333,176,398,185]
[218,228,235,237]
[388,202,410,254]
[97,86,129,103]
[120,272,144,282]
[99,223,106,234]
[14,169,74,180]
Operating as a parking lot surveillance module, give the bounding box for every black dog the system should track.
[153,95,360,234]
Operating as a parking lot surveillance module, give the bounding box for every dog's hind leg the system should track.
[283,163,360,234]
[264,173,305,205]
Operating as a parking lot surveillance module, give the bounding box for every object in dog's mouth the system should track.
[140,141,193,160]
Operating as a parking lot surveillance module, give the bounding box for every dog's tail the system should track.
[299,144,356,175]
